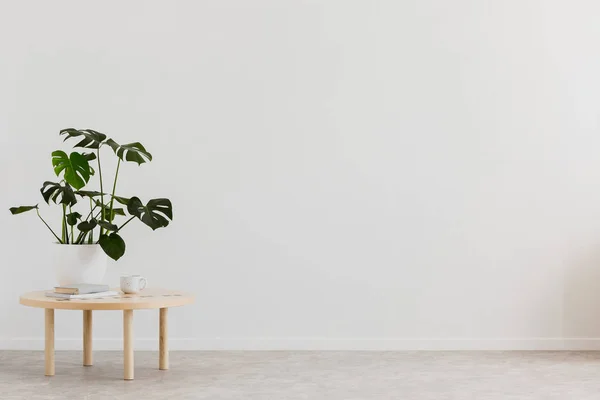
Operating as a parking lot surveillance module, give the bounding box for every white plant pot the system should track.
[53,244,107,286]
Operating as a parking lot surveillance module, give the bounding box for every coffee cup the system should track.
[120,275,147,294]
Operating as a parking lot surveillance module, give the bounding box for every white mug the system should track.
[120,275,147,294]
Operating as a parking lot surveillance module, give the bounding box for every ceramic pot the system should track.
[53,244,107,285]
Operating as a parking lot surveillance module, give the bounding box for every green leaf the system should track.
[51,150,91,190]
[114,208,126,216]
[82,152,96,161]
[127,197,173,230]
[81,153,96,176]
[77,219,97,232]
[82,153,96,176]
[40,181,77,206]
[97,220,118,231]
[113,196,130,205]
[60,128,107,149]
[105,139,152,165]
[104,207,125,221]
[66,212,82,226]
[92,199,125,220]
[75,190,105,198]
[76,192,129,208]
[9,205,38,215]
[99,232,126,261]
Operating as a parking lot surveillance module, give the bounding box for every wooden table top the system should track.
[20,288,194,310]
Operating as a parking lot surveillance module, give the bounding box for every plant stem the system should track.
[62,204,69,244]
[85,205,99,221]
[75,231,85,244]
[108,158,121,223]
[36,209,62,244]
[69,205,74,240]
[97,147,105,237]
[93,209,103,220]
[116,216,135,233]
[88,197,94,244]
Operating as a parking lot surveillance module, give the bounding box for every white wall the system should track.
[2,0,600,350]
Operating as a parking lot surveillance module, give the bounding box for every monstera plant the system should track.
[9,128,173,261]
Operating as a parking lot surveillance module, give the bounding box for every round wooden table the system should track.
[20,288,194,380]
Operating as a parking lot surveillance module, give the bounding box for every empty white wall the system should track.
[2,0,600,350]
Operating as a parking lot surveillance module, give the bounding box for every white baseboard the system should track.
[2,338,600,351]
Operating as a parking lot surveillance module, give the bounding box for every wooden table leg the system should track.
[83,310,92,366]
[123,309,134,380]
[45,309,55,376]
[159,308,168,370]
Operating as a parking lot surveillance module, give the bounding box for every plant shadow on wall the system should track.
[9,128,173,261]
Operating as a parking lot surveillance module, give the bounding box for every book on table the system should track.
[45,291,119,299]
[54,284,110,295]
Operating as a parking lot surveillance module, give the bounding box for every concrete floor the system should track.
[1,351,600,399]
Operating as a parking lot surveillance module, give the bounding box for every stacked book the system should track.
[45,284,118,299]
